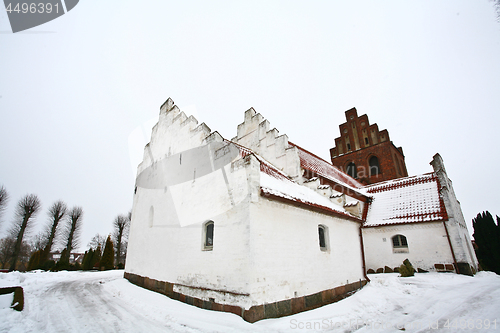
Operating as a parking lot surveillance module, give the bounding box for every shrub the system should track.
[367,269,375,274]
[399,259,415,277]
[384,266,393,273]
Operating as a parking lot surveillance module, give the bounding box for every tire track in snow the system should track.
[37,276,201,333]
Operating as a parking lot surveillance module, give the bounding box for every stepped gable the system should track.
[363,173,448,227]
[139,97,212,172]
[232,107,302,179]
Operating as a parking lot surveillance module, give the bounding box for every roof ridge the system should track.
[365,173,436,193]
[288,141,334,166]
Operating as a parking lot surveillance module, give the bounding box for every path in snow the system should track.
[0,270,499,332]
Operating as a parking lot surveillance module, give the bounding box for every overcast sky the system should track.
[1,1,499,251]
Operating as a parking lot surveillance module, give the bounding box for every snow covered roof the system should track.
[288,142,364,191]
[363,173,448,227]
[226,140,361,221]
[228,139,291,181]
[260,173,362,221]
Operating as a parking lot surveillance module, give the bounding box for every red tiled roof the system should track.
[227,139,291,181]
[363,173,448,227]
[288,142,363,190]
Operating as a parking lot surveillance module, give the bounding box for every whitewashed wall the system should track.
[126,98,366,310]
[362,222,455,271]
[430,154,479,271]
[248,197,365,305]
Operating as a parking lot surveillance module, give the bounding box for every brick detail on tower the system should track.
[330,108,407,185]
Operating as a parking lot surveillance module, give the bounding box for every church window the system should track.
[346,162,357,179]
[318,225,329,251]
[369,156,380,176]
[392,234,408,248]
[365,137,369,145]
[203,221,214,250]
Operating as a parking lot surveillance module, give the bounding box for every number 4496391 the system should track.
[5,2,59,14]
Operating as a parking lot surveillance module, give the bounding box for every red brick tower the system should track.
[330,108,407,185]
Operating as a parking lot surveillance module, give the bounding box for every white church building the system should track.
[124,98,478,322]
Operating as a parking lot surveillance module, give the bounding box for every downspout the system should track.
[359,198,371,282]
[359,225,370,282]
[442,220,460,274]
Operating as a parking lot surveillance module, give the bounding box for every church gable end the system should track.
[330,108,407,185]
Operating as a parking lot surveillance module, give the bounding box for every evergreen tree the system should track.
[472,211,500,274]
[100,236,114,270]
[54,248,71,271]
[399,259,415,277]
[27,249,42,271]
[81,249,91,270]
[92,245,102,269]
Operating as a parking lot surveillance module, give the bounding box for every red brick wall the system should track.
[330,108,408,185]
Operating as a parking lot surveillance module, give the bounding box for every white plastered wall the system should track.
[247,197,365,306]
[362,222,455,271]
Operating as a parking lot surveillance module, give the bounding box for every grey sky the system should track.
[1,1,499,250]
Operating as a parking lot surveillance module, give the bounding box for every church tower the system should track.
[330,108,407,185]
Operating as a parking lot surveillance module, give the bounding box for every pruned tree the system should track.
[9,194,41,271]
[100,235,114,270]
[113,214,130,266]
[60,206,83,264]
[0,237,15,268]
[0,185,8,224]
[1,237,31,270]
[40,201,67,263]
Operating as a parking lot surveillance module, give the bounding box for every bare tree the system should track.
[30,232,47,252]
[0,237,15,268]
[60,206,83,263]
[40,201,67,262]
[8,194,41,271]
[88,233,106,255]
[113,214,130,266]
[0,237,31,269]
[0,185,8,224]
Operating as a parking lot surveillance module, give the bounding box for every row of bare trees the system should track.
[0,185,83,271]
[84,212,130,269]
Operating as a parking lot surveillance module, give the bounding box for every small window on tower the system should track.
[346,162,357,179]
[369,156,380,176]
[347,143,351,151]
[364,137,369,145]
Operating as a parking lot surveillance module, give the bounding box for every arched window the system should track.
[346,162,357,179]
[318,225,329,251]
[203,221,214,250]
[392,235,408,248]
[369,156,380,176]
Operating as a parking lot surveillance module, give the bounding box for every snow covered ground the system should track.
[0,270,499,333]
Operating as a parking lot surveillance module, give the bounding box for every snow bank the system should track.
[0,270,499,332]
